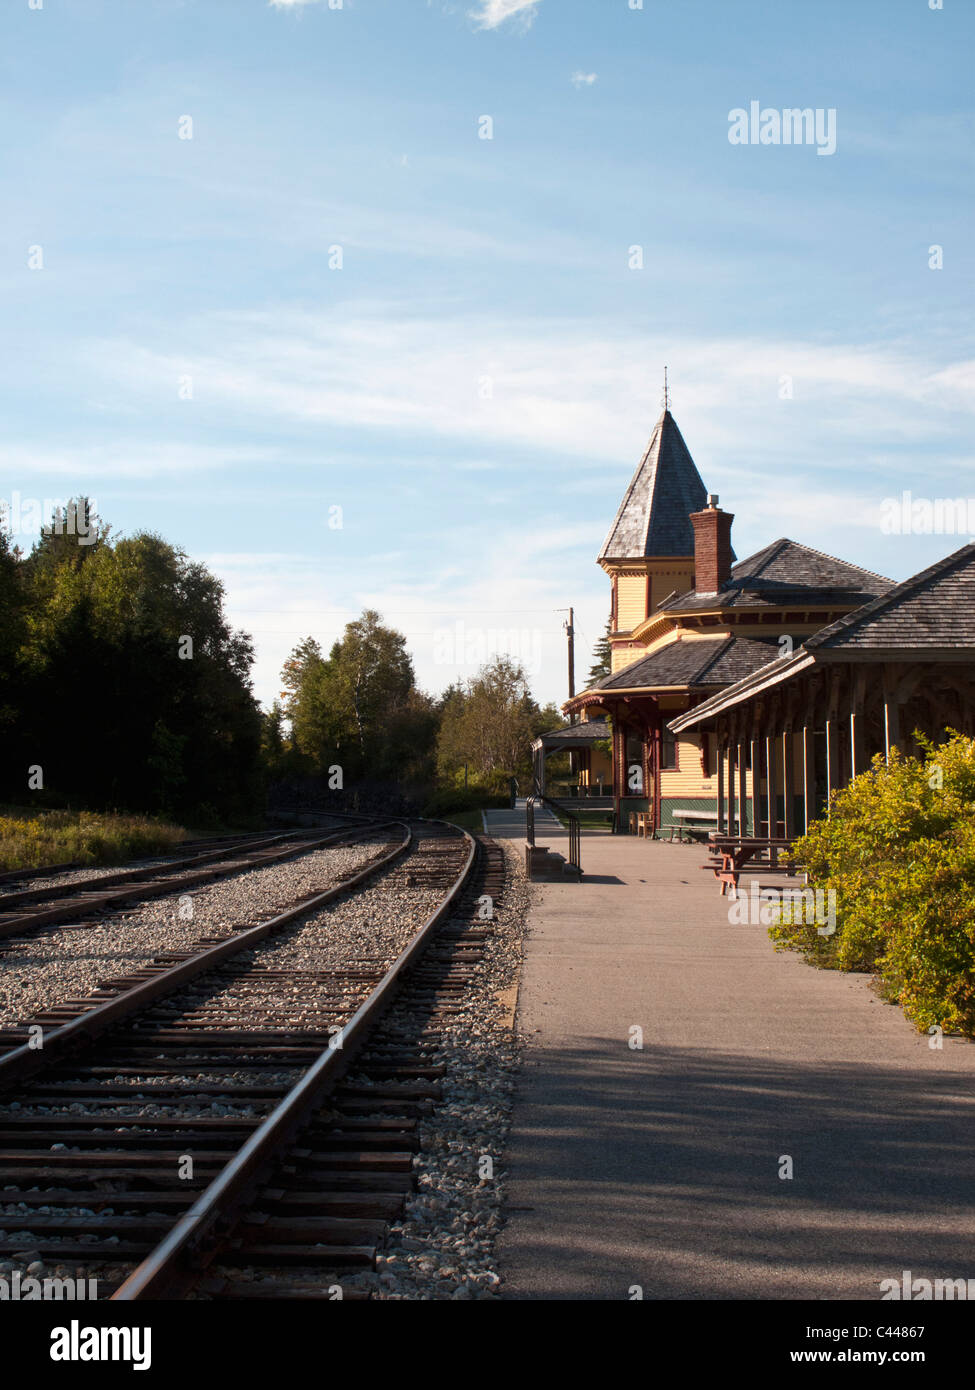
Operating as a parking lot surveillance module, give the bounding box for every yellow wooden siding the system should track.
[661,740,754,800]
[611,644,644,674]
[647,563,695,614]
[616,575,647,631]
[660,735,715,797]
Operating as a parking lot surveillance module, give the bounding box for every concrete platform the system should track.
[484,810,975,1301]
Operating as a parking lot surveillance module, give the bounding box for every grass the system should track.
[438,809,486,834]
[551,807,614,831]
[0,806,189,873]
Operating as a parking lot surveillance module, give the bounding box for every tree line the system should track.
[0,502,262,823]
[266,615,565,813]
[1,503,566,824]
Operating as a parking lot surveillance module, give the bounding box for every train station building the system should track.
[556,407,975,835]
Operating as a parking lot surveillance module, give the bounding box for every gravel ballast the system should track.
[366,837,531,1300]
[0,834,394,1031]
[0,830,532,1301]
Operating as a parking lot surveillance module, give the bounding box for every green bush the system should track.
[769,732,975,1035]
[421,786,509,819]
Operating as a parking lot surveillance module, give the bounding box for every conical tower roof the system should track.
[599,409,709,562]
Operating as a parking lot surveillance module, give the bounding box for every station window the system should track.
[661,728,678,770]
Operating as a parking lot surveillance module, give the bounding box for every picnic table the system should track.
[704,834,798,896]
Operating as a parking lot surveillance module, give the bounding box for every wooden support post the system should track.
[782,729,795,840]
[765,732,778,839]
[737,742,748,836]
[802,725,816,832]
[825,718,839,810]
[883,664,902,762]
[651,718,662,836]
[850,669,867,779]
[749,735,761,838]
[716,738,726,834]
[612,713,625,830]
[825,670,842,813]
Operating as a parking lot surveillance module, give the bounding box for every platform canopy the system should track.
[531,720,612,756]
[666,544,975,839]
[531,720,612,799]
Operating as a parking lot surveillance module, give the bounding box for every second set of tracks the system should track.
[0,822,382,942]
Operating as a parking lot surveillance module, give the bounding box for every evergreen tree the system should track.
[586,618,613,686]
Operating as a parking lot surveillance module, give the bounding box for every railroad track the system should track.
[0,820,389,943]
[0,827,321,891]
[0,820,503,1300]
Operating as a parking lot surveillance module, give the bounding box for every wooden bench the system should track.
[668,808,719,844]
[704,835,798,896]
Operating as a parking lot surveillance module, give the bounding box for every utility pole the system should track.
[555,607,577,724]
[564,607,576,726]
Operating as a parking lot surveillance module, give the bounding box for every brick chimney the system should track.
[689,494,734,595]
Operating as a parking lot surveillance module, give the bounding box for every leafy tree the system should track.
[437,656,556,789]
[280,638,324,718]
[282,610,430,788]
[0,527,27,747]
[2,502,262,823]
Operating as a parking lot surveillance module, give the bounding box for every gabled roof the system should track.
[592,634,782,692]
[666,544,975,735]
[806,542,975,651]
[665,538,891,612]
[599,410,711,561]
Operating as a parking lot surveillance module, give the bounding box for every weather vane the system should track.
[661,365,670,411]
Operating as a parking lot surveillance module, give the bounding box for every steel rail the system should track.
[0,828,318,893]
[111,822,476,1301]
[0,820,409,1090]
[0,816,372,890]
[0,829,345,909]
[0,824,389,943]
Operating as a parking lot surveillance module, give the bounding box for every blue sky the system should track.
[2,0,973,709]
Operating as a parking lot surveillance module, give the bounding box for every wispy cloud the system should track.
[86,308,975,472]
[571,72,598,88]
[468,0,541,32]
[0,442,274,482]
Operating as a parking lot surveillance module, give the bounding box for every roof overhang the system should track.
[562,690,612,714]
[590,683,699,696]
[660,602,863,623]
[808,646,975,663]
[667,651,817,733]
[532,726,612,753]
[667,645,975,734]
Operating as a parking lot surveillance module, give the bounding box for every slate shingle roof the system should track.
[593,635,782,691]
[665,538,892,612]
[535,719,612,749]
[599,410,713,561]
[666,545,975,735]
[806,543,975,651]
